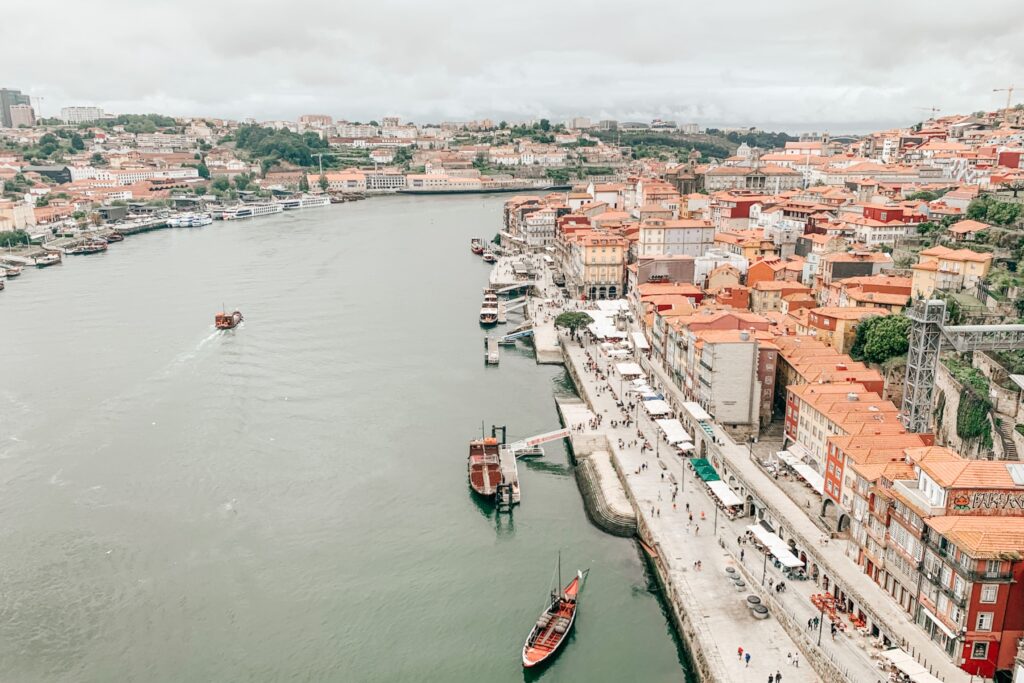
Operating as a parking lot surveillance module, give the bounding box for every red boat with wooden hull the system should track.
[215,310,243,329]
[470,238,485,255]
[522,566,585,668]
[468,436,502,498]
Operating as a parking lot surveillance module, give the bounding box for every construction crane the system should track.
[915,106,941,118]
[994,85,1016,111]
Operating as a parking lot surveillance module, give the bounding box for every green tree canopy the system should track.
[554,311,593,333]
[851,315,911,364]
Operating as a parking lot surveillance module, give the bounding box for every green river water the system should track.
[0,194,692,682]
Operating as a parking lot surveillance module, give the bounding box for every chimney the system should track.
[847,392,859,402]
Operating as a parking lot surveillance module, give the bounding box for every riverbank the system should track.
[557,333,819,683]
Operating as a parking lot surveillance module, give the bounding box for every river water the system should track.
[0,195,690,682]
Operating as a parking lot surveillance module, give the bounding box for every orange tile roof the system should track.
[925,516,1024,559]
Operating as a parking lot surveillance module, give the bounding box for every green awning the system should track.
[689,458,720,482]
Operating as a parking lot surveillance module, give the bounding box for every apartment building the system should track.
[911,246,993,298]
[637,218,715,257]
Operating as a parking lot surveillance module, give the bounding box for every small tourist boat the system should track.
[215,310,244,330]
[479,288,499,325]
[522,557,587,668]
[66,240,108,255]
[470,238,485,255]
[104,232,125,243]
[3,265,21,277]
[468,436,502,498]
[35,253,62,267]
[482,251,497,263]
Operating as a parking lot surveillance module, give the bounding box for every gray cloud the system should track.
[4,0,1024,133]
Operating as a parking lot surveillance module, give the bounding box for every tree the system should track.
[298,174,310,192]
[318,174,329,192]
[499,120,507,130]
[196,162,210,179]
[539,118,551,132]
[860,315,911,364]
[554,311,593,334]
[211,177,231,192]
[90,152,106,166]
[234,173,251,191]
[70,133,85,151]
[0,230,30,248]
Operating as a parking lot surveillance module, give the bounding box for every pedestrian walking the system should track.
[737,646,743,660]
[793,654,799,668]
[740,549,745,561]
[744,652,751,667]
[775,671,782,683]
[768,674,774,683]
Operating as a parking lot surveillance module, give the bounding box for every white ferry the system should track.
[221,203,284,221]
[188,213,213,227]
[276,194,332,210]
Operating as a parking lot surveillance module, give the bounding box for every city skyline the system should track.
[4,0,1023,133]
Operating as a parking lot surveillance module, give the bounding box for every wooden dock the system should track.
[496,444,521,507]
[485,336,500,364]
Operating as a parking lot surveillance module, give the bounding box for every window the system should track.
[971,642,988,660]
[980,585,998,604]
[985,560,1001,577]
[976,612,993,632]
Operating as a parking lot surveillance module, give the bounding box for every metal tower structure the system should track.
[902,300,947,433]
[901,299,1024,433]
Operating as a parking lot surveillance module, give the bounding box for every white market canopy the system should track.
[615,362,645,377]
[707,480,743,507]
[631,332,650,351]
[747,524,803,568]
[681,401,711,422]
[881,649,944,683]
[777,451,825,495]
[643,400,672,417]
[595,299,630,312]
[655,419,692,445]
[588,323,627,340]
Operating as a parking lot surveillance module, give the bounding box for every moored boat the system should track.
[66,240,108,255]
[3,265,22,277]
[104,232,125,243]
[522,558,587,668]
[470,238,484,255]
[215,310,244,329]
[479,288,499,325]
[482,251,497,263]
[221,203,283,220]
[35,252,62,267]
[467,436,502,498]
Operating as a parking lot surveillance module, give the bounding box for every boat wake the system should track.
[153,330,221,380]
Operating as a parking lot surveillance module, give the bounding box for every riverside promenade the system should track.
[627,344,971,683]
[561,334,821,683]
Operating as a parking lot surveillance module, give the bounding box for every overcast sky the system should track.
[4,0,1023,133]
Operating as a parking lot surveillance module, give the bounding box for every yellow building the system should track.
[0,198,37,230]
[794,306,889,354]
[568,231,627,300]
[910,245,993,298]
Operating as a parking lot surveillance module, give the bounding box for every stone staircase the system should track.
[997,419,1019,460]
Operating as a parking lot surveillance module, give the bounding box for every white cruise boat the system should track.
[168,213,193,228]
[221,203,284,220]
[276,194,332,210]
[188,213,213,227]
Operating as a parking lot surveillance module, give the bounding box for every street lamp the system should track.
[762,549,769,587]
[816,600,826,646]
